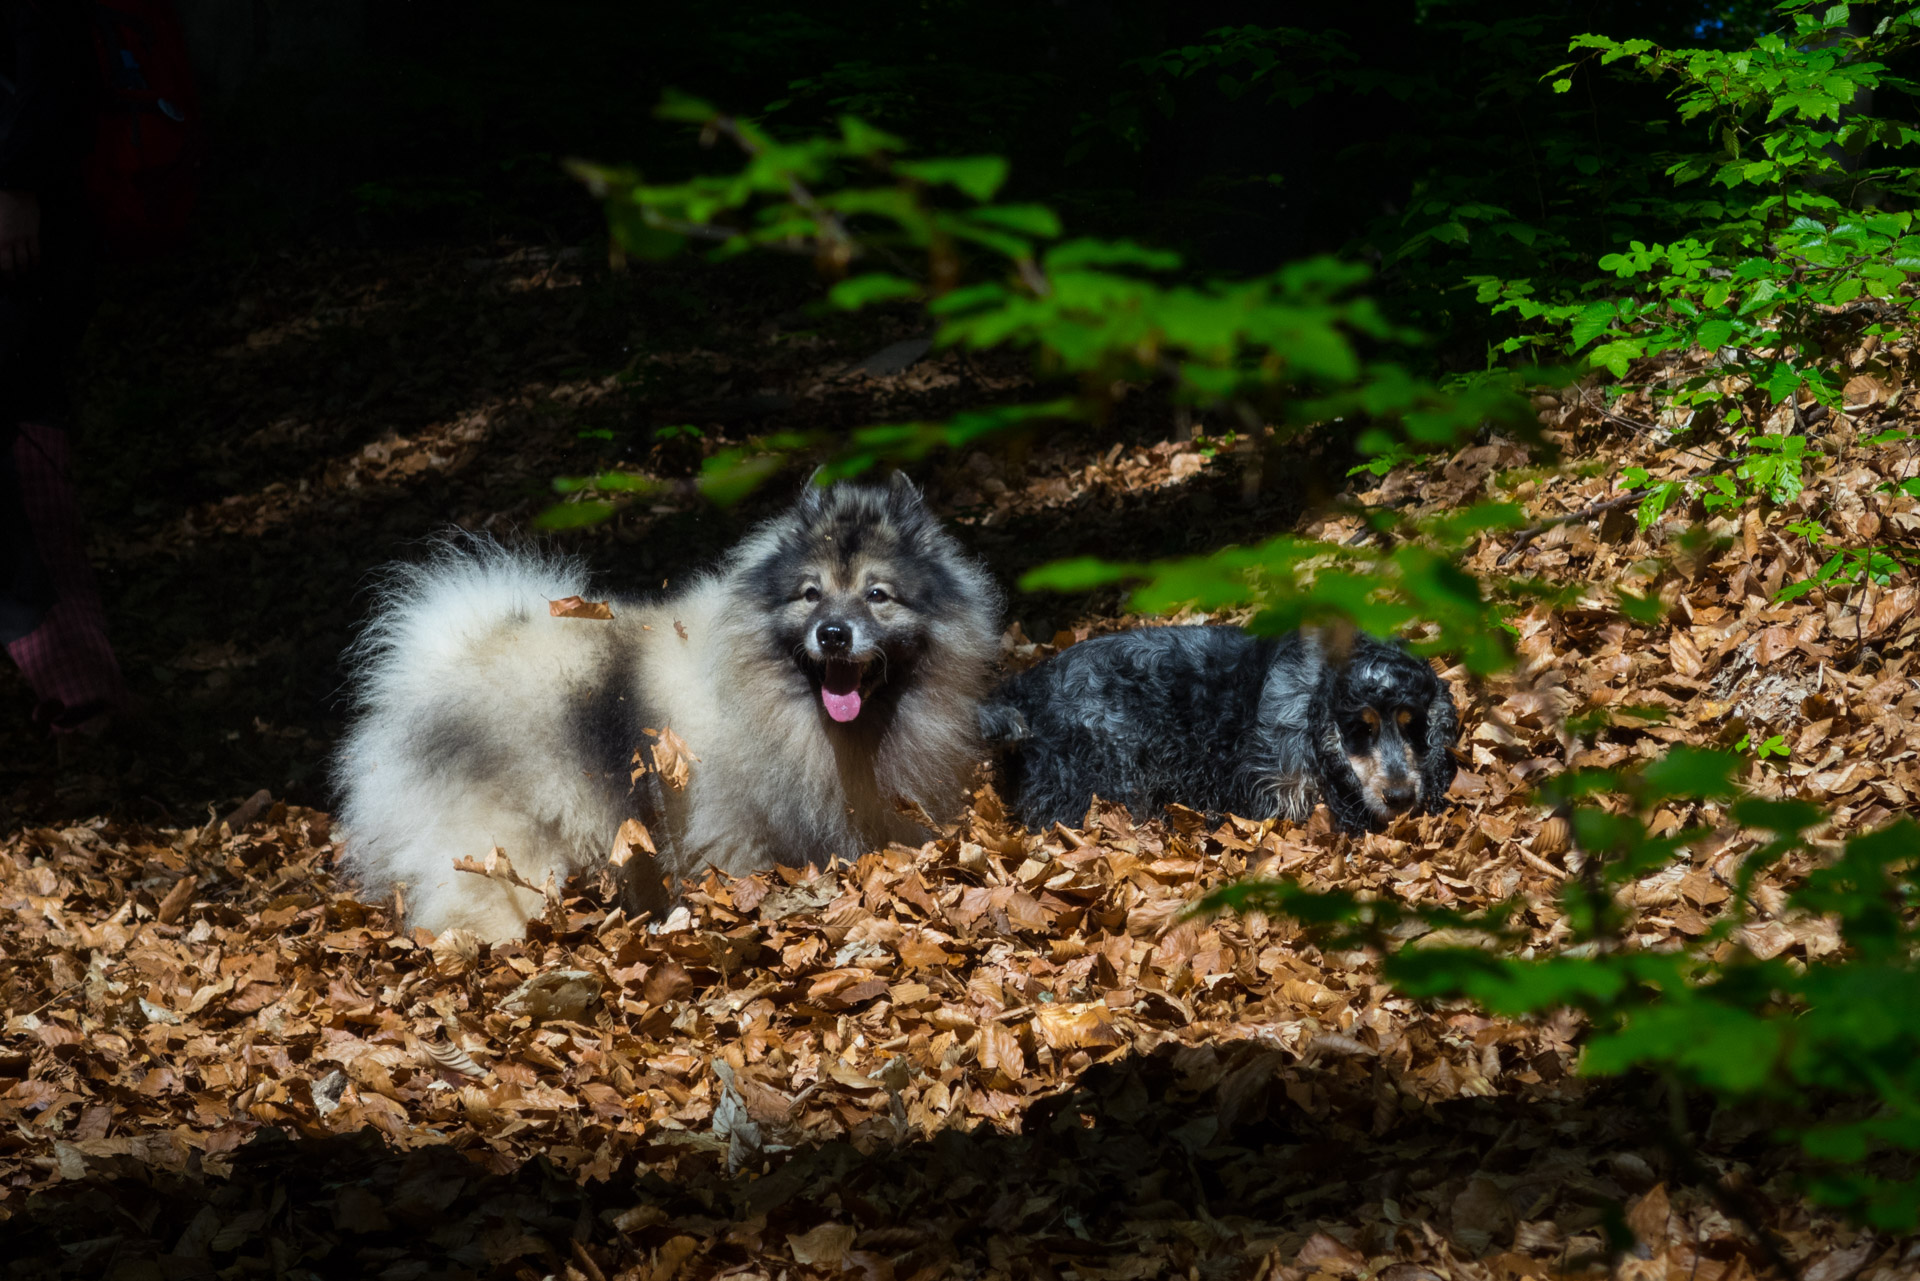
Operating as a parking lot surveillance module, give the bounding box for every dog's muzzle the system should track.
[810,620,876,723]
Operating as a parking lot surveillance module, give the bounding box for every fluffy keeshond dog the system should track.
[333,475,1002,941]
[981,625,1459,834]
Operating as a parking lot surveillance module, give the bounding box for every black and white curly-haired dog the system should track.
[980,625,1459,833]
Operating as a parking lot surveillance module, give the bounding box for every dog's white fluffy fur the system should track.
[334,488,1000,941]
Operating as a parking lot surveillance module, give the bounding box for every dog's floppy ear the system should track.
[1421,677,1460,814]
[1309,662,1377,833]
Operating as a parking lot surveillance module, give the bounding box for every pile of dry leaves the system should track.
[0,742,1902,1279]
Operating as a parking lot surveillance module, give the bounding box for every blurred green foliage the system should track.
[1200,747,1920,1229]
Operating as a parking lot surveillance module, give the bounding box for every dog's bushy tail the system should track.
[341,530,590,712]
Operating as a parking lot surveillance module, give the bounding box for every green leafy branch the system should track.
[1484,3,1920,425]
[1022,503,1539,675]
[553,97,1548,659]
[1198,745,1920,1229]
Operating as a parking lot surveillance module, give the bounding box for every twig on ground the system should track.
[1497,488,1652,566]
[1498,456,1739,567]
[1575,387,1725,470]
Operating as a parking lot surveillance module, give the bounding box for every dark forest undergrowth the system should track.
[0,228,1909,1277]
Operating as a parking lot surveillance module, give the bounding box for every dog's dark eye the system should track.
[802,586,821,603]
[866,587,890,604]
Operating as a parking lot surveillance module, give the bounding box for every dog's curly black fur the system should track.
[981,625,1460,832]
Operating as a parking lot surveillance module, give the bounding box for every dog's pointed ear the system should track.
[797,467,832,512]
[882,469,933,531]
[885,469,923,506]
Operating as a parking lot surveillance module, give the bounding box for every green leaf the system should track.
[1570,301,1617,350]
[1730,797,1826,834]
[1615,589,1666,623]
[1696,318,1734,350]
[1637,747,1740,801]
[1020,556,1148,592]
[533,500,617,530]
[655,91,718,123]
[1764,362,1805,403]
[1585,1004,1784,1092]
[1043,238,1182,271]
[894,156,1010,200]
[827,274,922,309]
[964,204,1064,238]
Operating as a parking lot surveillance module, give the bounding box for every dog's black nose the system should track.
[816,621,852,654]
[1383,783,1418,812]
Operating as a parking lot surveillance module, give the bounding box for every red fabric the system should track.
[5,422,126,732]
[84,0,204,264]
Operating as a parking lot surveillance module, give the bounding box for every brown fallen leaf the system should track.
[1032,1000,1124,1050]
[498,969,603,1022]
[649,1235,700,1281]
[1626,1182,1672,1252]
[610,817,657,868]
[155,874,198,925]
[222,788,274,831]
[646,727,699,791]
[549,595,614,619]
[420,1037,489,1080]
[430,927,482,975]
[786,1223,855,1268]
[1296,1231,1367,1275]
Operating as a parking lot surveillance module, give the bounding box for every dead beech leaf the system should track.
[430,927,482,975]
[1295,1232,1366,1274]
[1032,1001,1124,1050]
[498,969,602,1022]
[1844,370,1895,407]
[421,1038,489,1079]
[977,1021,1025,1078]
[825,1060,884,1091]
[643,958,693,1005]
[1626,1183,1672,1251]
[1754,625,1798,667]
[610,817,657,869]
[1737,920,1797,961]
[1805,1239,1883,1281]
[645,727,699,791]
[155,874,198,925]
[1451,1173,1516,1254]
[650,1234,700,1281]
[1869,585,1916,637]
[549,595,613,620]
[786,1222,856,1268]
[1669,629,1703,679]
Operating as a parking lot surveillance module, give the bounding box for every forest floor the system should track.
[0,233,1914,1280]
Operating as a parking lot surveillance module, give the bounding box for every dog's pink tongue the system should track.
[822,662,863,723]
